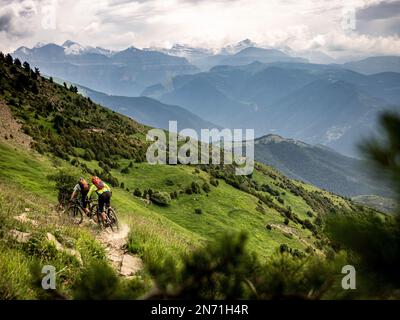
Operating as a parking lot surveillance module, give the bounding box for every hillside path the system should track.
[95,223,144,277]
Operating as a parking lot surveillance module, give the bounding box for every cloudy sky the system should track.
[0,0,399,58]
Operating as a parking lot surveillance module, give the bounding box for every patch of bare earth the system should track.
[96,224,144,278]
[0,101,32,149]
[84,128,106,134]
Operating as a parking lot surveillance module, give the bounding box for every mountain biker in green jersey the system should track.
[88,176,112,223]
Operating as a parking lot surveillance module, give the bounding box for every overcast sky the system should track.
[0,0,399,58]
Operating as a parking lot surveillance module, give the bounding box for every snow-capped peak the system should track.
[145,43,213,61]
[220,39,257,55]
[92,46,115,57]
[15,46,32,55]
[60,40,114,56]
[62,40,87,55]
[62,40,78,47]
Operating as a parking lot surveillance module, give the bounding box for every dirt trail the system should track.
[96,223,144,277]
[13,209,143,277]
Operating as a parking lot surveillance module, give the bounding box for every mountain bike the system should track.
[64,197,98,225]
[65,198,84,225]
[89,201,119,232]
[105,206,119,232]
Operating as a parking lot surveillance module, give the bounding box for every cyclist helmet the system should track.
[92,176,100,185]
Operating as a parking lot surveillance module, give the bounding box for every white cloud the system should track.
[0,0,398,58]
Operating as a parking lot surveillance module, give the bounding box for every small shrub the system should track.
[202,182,211,193]
[70,158,79,166]
[279,244,289,253]
[83,149,95,161]
[47,170,79,204]
[133,188,142,197]
[194,208,203,215]
[185,187,193,195]
[210,178,219,187]
[284,218,290,225]
[121,167,130,174]
[256,205,266,214]
[151,192,171,206]
[191,182,201,194]
[303,219,316,233]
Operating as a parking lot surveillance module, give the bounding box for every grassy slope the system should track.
[1,140,354,261]
[0,150,108,299]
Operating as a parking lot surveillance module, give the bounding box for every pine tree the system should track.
[5,54,13,64]
[23,61,30,72]
[14,58,21,67]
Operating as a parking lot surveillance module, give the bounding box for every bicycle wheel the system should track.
[67,205,83,225]
[90,204,100,224]
[107,207,119,232]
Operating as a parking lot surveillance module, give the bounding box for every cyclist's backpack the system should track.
[93,177,105,190]
[79,179,89,191]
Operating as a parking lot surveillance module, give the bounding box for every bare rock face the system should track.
[120,254,143,277]
[46,233,83,265]
[14,213,38,226]
[8,230,32,243]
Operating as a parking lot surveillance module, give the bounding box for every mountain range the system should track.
[13,41,198,96]
[145,61,400,156]
[189,43,307,71]
[11,39,400,159]
[12,39,312,96]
